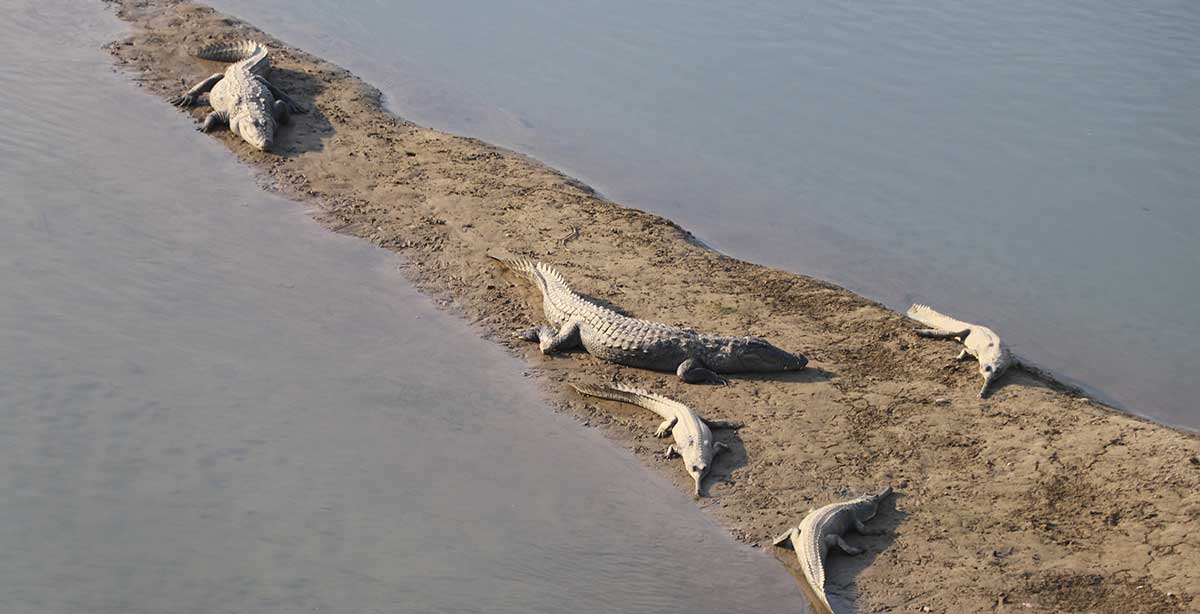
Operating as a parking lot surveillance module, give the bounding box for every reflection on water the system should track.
[209,0,1200,429]
[0,2,804,612]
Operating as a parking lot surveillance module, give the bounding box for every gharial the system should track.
[491,256,808,383]
[907,304,1014,398]
[773,487,894,614]
[170,40,305,151]
[571,383,741,496]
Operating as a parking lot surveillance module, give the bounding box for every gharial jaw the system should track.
[685,446,722,496]
[687,463,709,496]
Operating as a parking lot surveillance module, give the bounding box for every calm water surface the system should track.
[0,2,806,612]
[209,0,1200,429]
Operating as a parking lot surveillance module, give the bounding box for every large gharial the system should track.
[170,40,305,151]
[571,384,741,496]
[773,487,894,614]
[907,304,1015,398]
[491,256,808,383]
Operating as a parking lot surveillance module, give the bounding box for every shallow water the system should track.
[208,0,1200,429]
[0,2,806,612]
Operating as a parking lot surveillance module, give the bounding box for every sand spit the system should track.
[103,1,1199,611]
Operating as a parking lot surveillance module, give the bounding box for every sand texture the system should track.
[104,1,1200,611]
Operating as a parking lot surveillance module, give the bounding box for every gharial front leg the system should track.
[676,358,727,385]
[171,73,224,107]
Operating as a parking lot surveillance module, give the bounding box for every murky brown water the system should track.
[0,2,806,612]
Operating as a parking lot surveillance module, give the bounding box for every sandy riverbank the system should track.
[103,1,1199,611]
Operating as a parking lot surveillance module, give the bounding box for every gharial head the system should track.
[687,461,711,497]
[977,350,1013,398]
[701,336,808,373]
[231,111,276,151]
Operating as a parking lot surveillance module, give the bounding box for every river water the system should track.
[207,0,1200,430]
[0,2,806,612]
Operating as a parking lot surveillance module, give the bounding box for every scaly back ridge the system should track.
[490,255,574,297]
[907,303,973,333]
[195,40,269,73]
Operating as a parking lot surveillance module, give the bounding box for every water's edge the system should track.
[0,1,807,612]
[204,0,1200,430]
[198,1,1144,424]
[100,1,1200,611]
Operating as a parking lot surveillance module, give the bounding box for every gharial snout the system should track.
[690,464,710,497]
[979,376,996,399]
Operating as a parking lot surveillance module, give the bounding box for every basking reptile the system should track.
[492,256,807,383]
[773,487,894,614]
[170,40,305,151]
[571,383,741,496]
[908,304,1014,398]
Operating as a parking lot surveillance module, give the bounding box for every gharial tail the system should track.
[801,580,835,614]
[571,383,685,422]
[196,40,269,73]
[771,527,835,614]
[907,303,973,333]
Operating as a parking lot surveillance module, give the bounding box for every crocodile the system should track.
[907,304,1015,398]
[170,40,305,151]
[571,383,742,496]
[773,487,894,614]
[491,256,808,383]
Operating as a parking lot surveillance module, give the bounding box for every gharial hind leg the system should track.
[171,73,224,107]
[654,417,678,438]
[826,534,864,556]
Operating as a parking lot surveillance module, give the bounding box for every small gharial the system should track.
[491,256,808,383]
[773,487,894,614]
[907,304,1015,398]
[170,40,305,151]
[571,383,741,496]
